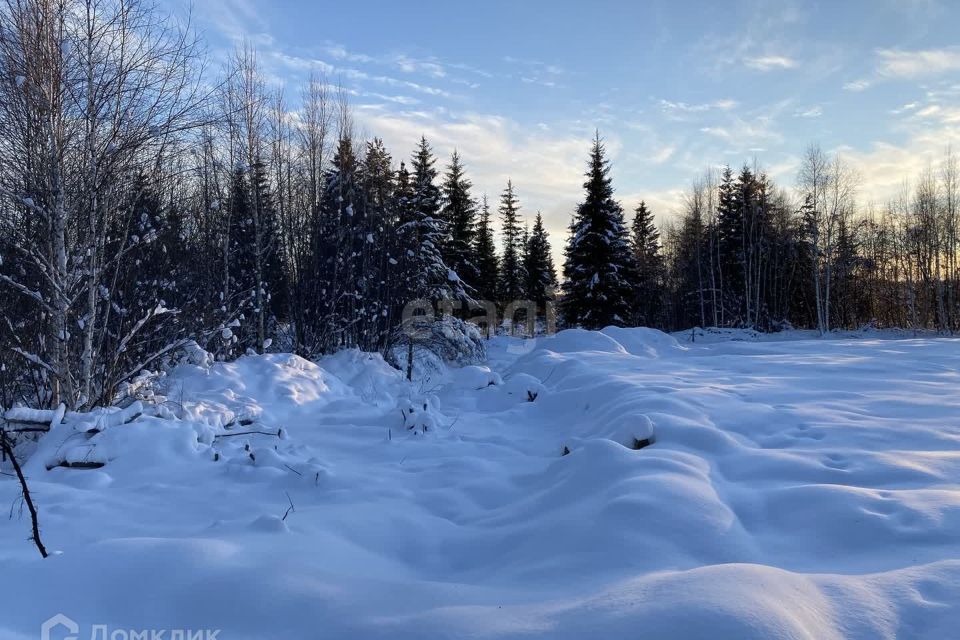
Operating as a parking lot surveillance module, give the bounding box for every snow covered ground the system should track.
[2,328,960,639]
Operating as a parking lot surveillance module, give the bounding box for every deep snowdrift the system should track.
[2,330,960,639]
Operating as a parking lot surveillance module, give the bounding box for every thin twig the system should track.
[0,432,48,558]
[213,429,280,439]
[281,492,295,521]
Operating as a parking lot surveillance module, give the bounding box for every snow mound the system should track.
[168,352,354,427]
[533,328,628,354]
[249,514,290,534]
[319,349,405,406]
[448,365,503,390]
[600,325,686,358]
[525,326,683,360]
[501,373,545,401]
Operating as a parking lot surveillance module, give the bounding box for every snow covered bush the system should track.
[397,395,442,435]
[391,315,486,381]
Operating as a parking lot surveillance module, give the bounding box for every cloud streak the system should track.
[843,79,872,92]
[877,47,960,78]
[659,99,738,116]
[744,55,798,71]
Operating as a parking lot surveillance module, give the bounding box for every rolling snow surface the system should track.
[2,328,960,639]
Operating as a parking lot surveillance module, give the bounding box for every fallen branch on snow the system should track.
[0,431,48,558]
[213,428,283,440]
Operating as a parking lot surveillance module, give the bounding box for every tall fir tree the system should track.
[391,161,415,309]
[251,161,288,325]
[441,151,479,286]
[473,194,500,302]
[832,215,860,329]
[523,212,557,308]
[226,166,258,352]
[715,165,741,322]
[106,174,198,383]
[397,137,465,304]
[314,137,365,351]
[497,179,526,301]
[361,138,396,352]
[119,174,191,320]
[669,205,709,329]
[734,166,758,323]
[224,161,286,353]
[562,134,636,328]
[630,201,665,326]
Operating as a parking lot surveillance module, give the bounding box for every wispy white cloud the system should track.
[521,76,558,88]
[843,79,872,92]
[891,101,919,114]
[658,98,738,115]
[877,47,960,78]
[913,103,960,123]
[313,41,499,86]
[264,49,456,99]
[692,1,808,77]
[651,144,677,164]
[366,93,421,106]
[503,56,566,89]
[502,56,565,75]
[321,44,376,65]
[838,125,960,204]
[699,116,784,147]
[744,55,798,71]
[840,48,960,94]
[620,187,688,221]
[393,55,446,78]
[197,0,269,44]
[794,106,823,118]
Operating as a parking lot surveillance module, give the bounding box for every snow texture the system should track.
[2,330,960,638]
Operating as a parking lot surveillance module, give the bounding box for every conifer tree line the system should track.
[0,0,957,411]
[657,144,960,335]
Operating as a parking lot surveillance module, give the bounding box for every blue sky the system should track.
[183,0,960,260]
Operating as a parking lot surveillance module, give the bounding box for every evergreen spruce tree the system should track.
[561,134,635,328]
[121,174,189,318]
[441,151,479,286]
[715,165,741,322]
[744,170,774,328]
[223,161,287,353]
[473,194,500,302]
[520,223,530,274]
[497,179,526,302]
[226,166,258,352]
[672,206,709,329]
[723,165,774,327]
[361,138,396,351]
[108,174,197,372]
[630,201,665,326]
[250,160,288,325]
[523,212,557,308]
[391,161,416,310]
[832,216,859,329]
[314,137,365,351]
[398,137,465,305]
